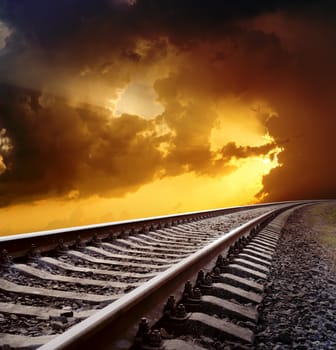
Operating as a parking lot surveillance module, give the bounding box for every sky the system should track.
[0,0,335,235]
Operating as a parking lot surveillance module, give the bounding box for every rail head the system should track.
[38,202,304,350]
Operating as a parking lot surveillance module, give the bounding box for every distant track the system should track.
[0,201,313,349]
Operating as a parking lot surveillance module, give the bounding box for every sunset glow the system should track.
[1,151,279,235]
[0,1,335,235]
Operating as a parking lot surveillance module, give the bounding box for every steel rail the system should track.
[0,201,300,258]
[38,202,304,350]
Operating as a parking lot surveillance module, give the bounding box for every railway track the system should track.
[0,201,312,349]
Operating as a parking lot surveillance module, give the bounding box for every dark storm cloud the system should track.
[0,0,319,57]
[0,0,330,83]
[0,84,164,205]
[254,10,336,201]
[219,142,277,162]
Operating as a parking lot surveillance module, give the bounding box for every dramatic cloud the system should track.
[252,10,336,201]
[0,20,10,50]
[0,83,278,206]
[0,85,161,205]
[0,0,335,233]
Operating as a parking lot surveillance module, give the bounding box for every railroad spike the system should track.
[244,234,251,243]
[238,237,245,248]
[174,304,187,319]
[182,281,202,304]
[196,270,213,290]
[163,296,175,316]
[227,246,233,255]
[135,317,151,345]
[233,241,241,252]
[215,254,226,270]
[142,329,163,350]
[212,266,221,276]
[193,287,202,300]
[205,272,213,285]
[149,329,163,347]
[216,254,223,265]
[196,270,205,285]
[211,266,222,282]
[28,244,41,260]
[228,244,237,256]
[183,280,193,297]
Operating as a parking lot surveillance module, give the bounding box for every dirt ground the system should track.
[303,201,336,269]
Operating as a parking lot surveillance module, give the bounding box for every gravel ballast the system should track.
[255,204,336,349]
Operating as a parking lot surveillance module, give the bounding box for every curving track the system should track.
[0,202,311,349]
